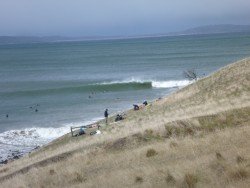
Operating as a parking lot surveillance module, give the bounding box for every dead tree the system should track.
[183,69,198,81]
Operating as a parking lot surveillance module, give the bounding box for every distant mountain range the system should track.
[1,24,250,44]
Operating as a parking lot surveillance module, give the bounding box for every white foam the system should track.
[97,77,146,85]
[0,117,103,162]
[151,80,191,88]
[96,78,191,89]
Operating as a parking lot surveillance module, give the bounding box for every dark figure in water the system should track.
[6,114,8,118]
[133,104,139,111]
[104,109,109,124]
[35,109,38,112]
[143,101,148,106]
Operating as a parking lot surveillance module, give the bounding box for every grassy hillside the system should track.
[0,58,249,188]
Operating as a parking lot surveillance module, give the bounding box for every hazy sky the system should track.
[0,0,250,37]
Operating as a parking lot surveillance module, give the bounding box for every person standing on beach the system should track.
[104,109,109,124]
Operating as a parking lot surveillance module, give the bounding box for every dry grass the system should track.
[229,168,248,181]
[182,173,198,188]
[0,58,249,188]
[236,156,246,164]
[135,176,143,183]
[146,149,157,157]
[165,173,176,184]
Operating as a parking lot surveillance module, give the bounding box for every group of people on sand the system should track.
[133,100,148,111]
[75,100,148,137]
[104,100,148,124]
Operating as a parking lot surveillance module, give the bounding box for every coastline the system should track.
[0,87,177,165]
[0,58,249,187]
[23,88,179,159]
[0,56,239,164]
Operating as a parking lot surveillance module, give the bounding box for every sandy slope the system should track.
[0,58,249,188]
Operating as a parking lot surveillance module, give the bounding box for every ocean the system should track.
[0,33,250,162]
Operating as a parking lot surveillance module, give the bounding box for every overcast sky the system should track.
[0,0,250,37]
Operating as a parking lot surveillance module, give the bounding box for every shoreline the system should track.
[1,82,184,165]
[0,56,243,165]
[0,58,249,187]
[0,89,175,165]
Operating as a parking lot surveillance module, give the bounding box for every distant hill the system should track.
[171,24,250,36]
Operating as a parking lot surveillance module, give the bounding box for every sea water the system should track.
[1,33,250,161]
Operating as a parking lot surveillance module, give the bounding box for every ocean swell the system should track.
[97,79,191,89]
[1,79,190,97]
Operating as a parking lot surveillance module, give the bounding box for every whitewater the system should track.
[0,119,103,163]
[97,78,191,88]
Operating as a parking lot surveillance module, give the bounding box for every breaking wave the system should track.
[97,78,191,89]
[1,79,191,97]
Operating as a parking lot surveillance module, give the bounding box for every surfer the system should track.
[104,109,109,124]
[6,114,8,118]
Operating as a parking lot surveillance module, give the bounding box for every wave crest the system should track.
[1,79,191,97]
[97,79,190,89]
[152,80,191,88]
